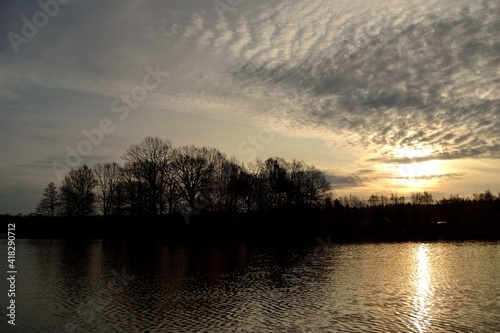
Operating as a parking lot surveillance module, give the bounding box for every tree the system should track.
[255,158,331,209]
[122,137,173,215]
[389,193,405,205]
[368,194,381,207]
[120,165,147,216]
[170,145,224,213]
[411,191,433,205]
[439,194,466,205]
[228,164,255,212]
[299,165,332,207]
[59,165,97,216]
[473,190,495,202]
[338,195,366,208]
[257,158,290,209]
[210,157,243,212]
[35,182,60,217]
[93,162,122,215]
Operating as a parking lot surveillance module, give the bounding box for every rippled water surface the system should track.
[1,240,499,332]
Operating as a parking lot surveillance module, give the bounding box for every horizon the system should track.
[1,0,499,214]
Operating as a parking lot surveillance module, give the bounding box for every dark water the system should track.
[1,240,499,332]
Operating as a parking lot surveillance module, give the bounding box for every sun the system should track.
[393,160,440,188]
[388,146,442,189]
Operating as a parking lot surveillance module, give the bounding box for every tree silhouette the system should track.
[35,182,60,217]
[411,191,433,205]
[59,165,96,216]
[93,162,122,216]
[473,189,495,202]
[228,165,255,212]
[170,145,224,213]
[121,136,173,215]
[28,136,500,242]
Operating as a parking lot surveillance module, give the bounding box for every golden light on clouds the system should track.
[394,146,434,159]
[392,161,442,188]
[386,146,445,190]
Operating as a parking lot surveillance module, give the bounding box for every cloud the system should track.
[369,143,500,164]
[0,0,498,213]
[325,173,363,189]
[2,1,497,162]
[391,172,465,181]
[199,0,499,161]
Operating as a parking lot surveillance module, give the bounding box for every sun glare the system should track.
[394,146,434,159]
[388,146,443,189]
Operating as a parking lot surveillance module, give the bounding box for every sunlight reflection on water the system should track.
[2,240,499,332]
[413,244,432,333]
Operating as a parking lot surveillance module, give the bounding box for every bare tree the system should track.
[207,154,237,212]
[59,165,96,216]
[122,137,173,215]
[215,159,248,212]
[368,194,390,206]
[227,164,256,213]
[170,145,223,213]
[301,165,332,207]
[35,182,60,217]
[473,190,495,202]
[256,158,289,209]
[411,191,433,205]
[367,194,380,207]
[255,158,331,209]
[93,162,122,215]
[338,195,366,208]
[389,193,405,205]
[120,165,147,216]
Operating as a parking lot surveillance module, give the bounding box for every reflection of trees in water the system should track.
[147,242,323,332]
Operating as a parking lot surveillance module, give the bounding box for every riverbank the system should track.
[2,207,499,243]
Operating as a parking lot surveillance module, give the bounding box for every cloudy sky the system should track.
[1,0,499,214]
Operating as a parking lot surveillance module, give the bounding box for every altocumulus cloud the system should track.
[2,0,497,163]
[78,0,497,163]
[207,0,499,163]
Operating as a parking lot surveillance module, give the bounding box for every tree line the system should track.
[34,135,500,237]
[333,190,500,208]
[35,136,332,217]
[21,136,500,240]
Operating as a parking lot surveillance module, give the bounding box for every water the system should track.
[1,240,499,332]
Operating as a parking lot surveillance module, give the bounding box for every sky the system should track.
[0,0,499,214]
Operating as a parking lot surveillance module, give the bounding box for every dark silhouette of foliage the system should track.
[35,182,60,217]
[93,162,122,216]
[59,165,96,216]
[121,136,173,215]
[411,191,433,205]
[28,137,499,243]
[170,145,224,213]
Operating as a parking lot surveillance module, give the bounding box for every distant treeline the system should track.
[11,136,499,241]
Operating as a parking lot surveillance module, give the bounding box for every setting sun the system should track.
[385,147,444,189]
[392,160,441,188]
